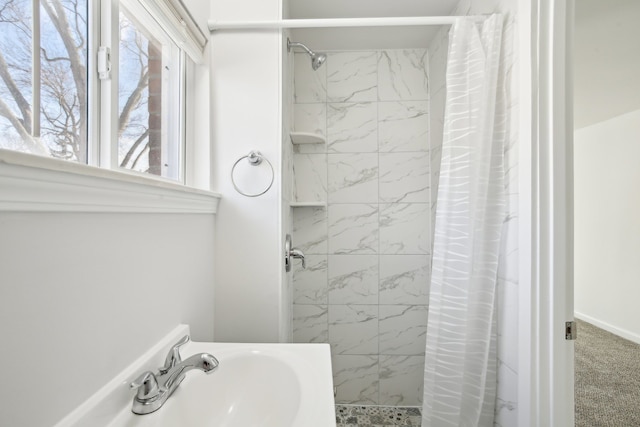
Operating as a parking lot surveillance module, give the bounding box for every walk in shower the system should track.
[280,1,520,425]
[209,0,520,424]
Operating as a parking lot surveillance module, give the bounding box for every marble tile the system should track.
[293,304,328,343]
[379,305,428,355]
[329,305,378,355]
[293,153,327,202]
[497,215,519,286]
[294,103,327,154]
[294,52,326,103]
[328,153,379,204]
[378,101,429,152]
[327,52,377,102]
[379,153,430,203]
[497,280,518,372]
[293,254,328,304]
[282,134,295,201]
[379,355,425,406]
[379,203,430,254]
[379,255,430,305]
[328,204,378,254]
[495,360,518,427]
[328,255,378,305]
[429,82,446,241]
[427,29,448,97]
[293,206,328,254]
[332,355,379,405]
[378,50,429,101]
[327,102,378,153]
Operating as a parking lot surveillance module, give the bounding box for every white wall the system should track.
[0,212,216,426]
[574,109,640,343]
[210,0,287,342]
[573,0,640,343]
[573,0,640,129]
[0,3,218,425]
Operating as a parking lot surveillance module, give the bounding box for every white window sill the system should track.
[0,150,221,214]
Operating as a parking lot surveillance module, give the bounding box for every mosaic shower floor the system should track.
[336,405,422,427]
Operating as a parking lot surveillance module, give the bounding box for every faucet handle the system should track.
[130,371,159,401]
[161,335,190,374]
[289,248,306,269]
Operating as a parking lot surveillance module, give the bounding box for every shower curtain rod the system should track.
[208,16,486,32]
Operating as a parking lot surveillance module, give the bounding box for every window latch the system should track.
[98,46,111,80]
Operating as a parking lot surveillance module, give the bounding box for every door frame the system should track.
[518,0,575,425]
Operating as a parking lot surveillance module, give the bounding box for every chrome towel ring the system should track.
[231,151,274,197]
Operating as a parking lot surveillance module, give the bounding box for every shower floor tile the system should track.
[335,405,421,426]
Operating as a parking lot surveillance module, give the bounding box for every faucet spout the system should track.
[130,336,219,415]
[289,248,306,269]
[176,352,219,374]
[164,353,219,390]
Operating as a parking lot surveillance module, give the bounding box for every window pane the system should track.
[0,0,88,162]
[0,0,35,153]
[118,7,181,180]
[40,0,88,163]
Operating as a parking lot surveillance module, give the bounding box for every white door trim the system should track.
[519,0,575,426]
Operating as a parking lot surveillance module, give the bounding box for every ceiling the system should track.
[285,0,460,50]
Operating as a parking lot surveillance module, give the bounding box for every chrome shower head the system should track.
[310,52,326,70]
[287,38,326,70]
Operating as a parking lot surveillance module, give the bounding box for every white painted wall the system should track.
[573,0,640,129]
[0,3,218,425]
[573,0,640,344]
[574,109,640,344]
[0,212,216,426]
[210,0,287,342]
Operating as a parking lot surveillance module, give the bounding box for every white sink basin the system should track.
[107,342,335,427]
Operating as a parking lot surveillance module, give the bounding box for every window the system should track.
[0,0,88,163]
[0,0,206,184]
[117,1,183,180]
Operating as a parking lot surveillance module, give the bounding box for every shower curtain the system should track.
[422,14,506,427]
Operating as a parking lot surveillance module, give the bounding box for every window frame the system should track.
[102,0,187,183]
[0,0,218,213]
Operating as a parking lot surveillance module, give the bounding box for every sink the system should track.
[106,341,335,427]
[54,326,335,427]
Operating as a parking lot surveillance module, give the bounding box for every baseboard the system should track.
[574,312,640,345]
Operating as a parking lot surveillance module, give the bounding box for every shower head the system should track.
[287,38,326,70]
[311,52,326,70]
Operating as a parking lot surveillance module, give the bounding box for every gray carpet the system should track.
[575,319,640,426]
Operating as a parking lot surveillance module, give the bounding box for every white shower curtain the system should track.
[422,14,506,427]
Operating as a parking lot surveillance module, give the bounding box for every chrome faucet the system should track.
[129,335,219,415]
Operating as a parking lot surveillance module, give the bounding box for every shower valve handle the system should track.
[285,234,306,271]
[289,248,306,269]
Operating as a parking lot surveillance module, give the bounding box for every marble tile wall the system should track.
[282,31,295,342]
[291,49,431,406]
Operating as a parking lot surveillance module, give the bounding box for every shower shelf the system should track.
[290,201,327,208]
[290,132,325,145]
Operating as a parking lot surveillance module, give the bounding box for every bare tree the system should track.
[0,0,157,172]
